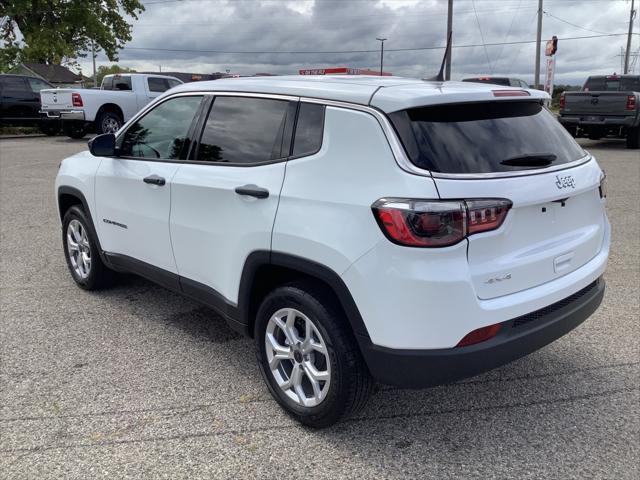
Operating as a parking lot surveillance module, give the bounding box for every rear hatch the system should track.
[563,91,633,116]
[40,89,75,110]
[389,100,606,299]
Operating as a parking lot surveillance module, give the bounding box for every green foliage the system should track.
[0,0,145,69]
[551,84,581,107]
[95,64,136,86]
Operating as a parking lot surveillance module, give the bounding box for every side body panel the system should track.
[94,158,179,273]
[272,105,440,277]
[55,151,103,224]
[170,162,286,304]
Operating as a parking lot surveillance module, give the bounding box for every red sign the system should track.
[299,67,391,76]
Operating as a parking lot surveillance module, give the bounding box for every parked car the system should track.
[558,74,640,148]
[462,76,530,88]
[0,74,59,135]
[40,73,182,139]
[55,76,609,427]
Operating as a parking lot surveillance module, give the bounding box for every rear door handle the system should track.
[143,175,166,186]
[234,184,269,199]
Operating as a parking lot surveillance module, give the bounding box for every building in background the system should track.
[299,67,392,76]
[11,63,84,87]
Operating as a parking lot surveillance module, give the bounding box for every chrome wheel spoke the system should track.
[266,333,292,368]
[67,234,79,252]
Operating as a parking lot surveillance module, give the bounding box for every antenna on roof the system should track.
[425,31,452,82]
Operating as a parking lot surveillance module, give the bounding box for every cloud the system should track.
[81,0,636,85]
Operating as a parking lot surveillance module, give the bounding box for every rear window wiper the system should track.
[500,153,557,168]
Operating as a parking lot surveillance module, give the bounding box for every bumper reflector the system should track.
[456,323,502,347]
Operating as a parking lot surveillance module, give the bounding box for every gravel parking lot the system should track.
[1,136,638,479]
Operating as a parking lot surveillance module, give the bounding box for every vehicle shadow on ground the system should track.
[577,138,629,150]
[100,274,609,447]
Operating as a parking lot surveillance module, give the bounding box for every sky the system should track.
[80,0,638,85]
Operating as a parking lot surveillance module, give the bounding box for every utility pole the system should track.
[534,0,543,89]
[376,37,387,76]
[625,0,636,74]
[445,0,453,80]
[91,42,97,87]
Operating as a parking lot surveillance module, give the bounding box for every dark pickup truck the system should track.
[559,74,640,148]
[0,74,59,135]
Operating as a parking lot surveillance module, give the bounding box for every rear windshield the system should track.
[389,101,585,174]
[584,76,640,91]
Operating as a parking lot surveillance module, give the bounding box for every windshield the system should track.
[584,76,640,91]
[389,101,586,174]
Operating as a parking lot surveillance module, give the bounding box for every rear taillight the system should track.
[559,92,566,110]
[72,92,83,107]
[456,323,502,347]
[599,171,607,199]
[626,95,636,111]
[372,198,512,248]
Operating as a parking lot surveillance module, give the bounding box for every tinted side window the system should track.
[168,79,182,88]
[119,96,202,159]
[1,76,27,91]
[197,96,290,164]
[102,76,114,90]
[293,103,325,157]
[113,76,132,91]
[148,77,170,92]
[28,78,52,92]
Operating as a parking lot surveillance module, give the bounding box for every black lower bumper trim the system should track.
[359,278,605,388]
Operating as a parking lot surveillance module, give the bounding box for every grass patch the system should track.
[0,126,42,135]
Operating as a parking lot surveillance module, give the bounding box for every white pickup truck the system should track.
[40,73,182,138]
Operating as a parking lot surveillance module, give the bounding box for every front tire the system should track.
[626,125,640,149]
[63,122,87,139]
[39,122,59,136]
[255,282,373,428]
[62,205,114,290]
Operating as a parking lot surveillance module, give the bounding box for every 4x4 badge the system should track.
[555,174,576,190]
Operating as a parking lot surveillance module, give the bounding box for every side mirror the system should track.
[88,133,116,157]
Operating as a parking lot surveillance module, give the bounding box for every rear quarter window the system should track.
[292,103,325,157]
[389,101,586,174]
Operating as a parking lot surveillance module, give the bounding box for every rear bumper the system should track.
[40,110,85,121]
[360,277,605,388]
[559,114,636,128]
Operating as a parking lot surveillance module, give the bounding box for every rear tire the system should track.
[63,122,87,139]
[62,205,114,290]
[255,282,374,428]
[96,110,123,135]
[39,122,59,136]
[626,125,640,149]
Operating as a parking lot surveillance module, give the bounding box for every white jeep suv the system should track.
[55,76,610,427]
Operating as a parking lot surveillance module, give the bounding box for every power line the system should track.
[121,33,636,56]
[471,0,493,73]
[492,0,524,71]
[543,10,611,35]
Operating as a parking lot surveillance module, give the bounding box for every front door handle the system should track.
[143,174,166,186]
[235,184,269,199]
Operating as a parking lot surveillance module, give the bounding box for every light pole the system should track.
[376,37,387,76]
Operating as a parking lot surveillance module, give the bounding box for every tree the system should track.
[0,0,144,70]
[96,64,136,86]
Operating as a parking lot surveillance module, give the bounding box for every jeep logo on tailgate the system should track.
[555,175,576,190]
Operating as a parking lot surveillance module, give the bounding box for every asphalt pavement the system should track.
[0,136,638,479]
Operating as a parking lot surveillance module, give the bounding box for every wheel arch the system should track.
[96,103,124,122]
[238,251,371,341]
[57,186,108,264]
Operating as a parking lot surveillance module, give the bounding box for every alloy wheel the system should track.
[265,308,331,407]
[102,116,120,134]
[66,219,91,279]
